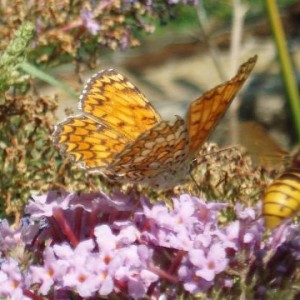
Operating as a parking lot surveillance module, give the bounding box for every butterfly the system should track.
[53,55,257,189]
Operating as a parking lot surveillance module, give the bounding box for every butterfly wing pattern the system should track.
[187,56,257,155]
[109,117,190,188]
[53,55,257,189]
[80,69,161,141]
[54,70,161,171]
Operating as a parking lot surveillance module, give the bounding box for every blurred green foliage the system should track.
[201,0,296,19]
[151,0,298,39]
[0,22,34,93]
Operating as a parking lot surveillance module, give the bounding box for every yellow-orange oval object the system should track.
[263,158,300,229]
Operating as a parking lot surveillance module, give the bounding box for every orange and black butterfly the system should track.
[53,55,257,189]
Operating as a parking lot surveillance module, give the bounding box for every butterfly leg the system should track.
[189,170,202,192]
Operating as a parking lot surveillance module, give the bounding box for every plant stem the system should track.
[265,0,300,142]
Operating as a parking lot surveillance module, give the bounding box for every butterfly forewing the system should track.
[186,55,257,156]
[80,69,161,141]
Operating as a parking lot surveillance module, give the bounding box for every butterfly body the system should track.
[108,150,191,189]
[107,117,192,189]
[53,56,257,189]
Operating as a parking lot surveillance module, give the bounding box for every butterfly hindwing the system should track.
[109,117,189,185]
[186,55,257,156]
[53,115,128,169]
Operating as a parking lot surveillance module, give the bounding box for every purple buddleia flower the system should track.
[114,244,158,299]
[28,239,115,297]
[25,190,70,219]
[54,240,111,297]
[140,194,227,251]
[28,247,68,295]
[69,190,135,213]
[3,189,299,298]
[176,224,230,292]
[177,264,212,293]
[0,220,22,252]
[188,243,228,281]
[0,259,30,299]
[24,191,136,248]
[94,225,158,298]
[80,7,101,35]
[235,203,256,221]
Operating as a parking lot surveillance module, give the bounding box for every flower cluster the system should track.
[0,0,199,64]
[0,191,300,299]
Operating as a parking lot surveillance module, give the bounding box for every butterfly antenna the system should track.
[193,145,239,166]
